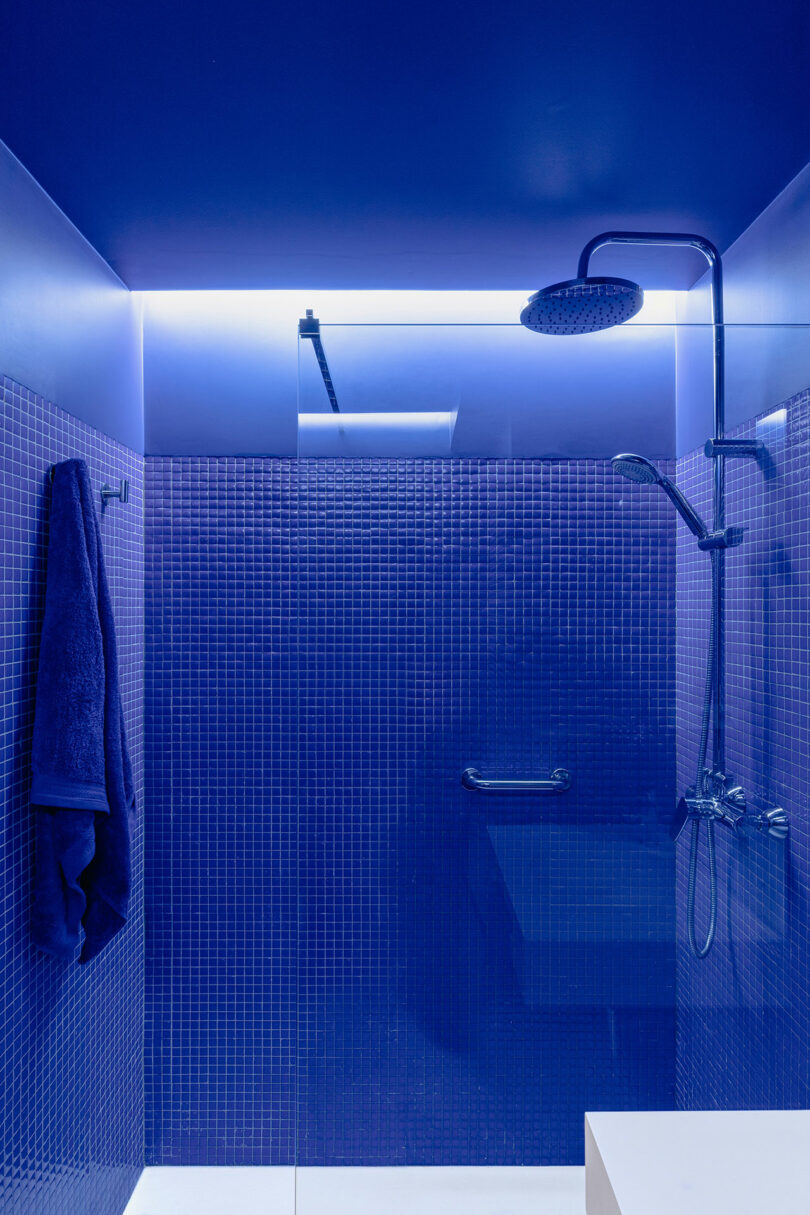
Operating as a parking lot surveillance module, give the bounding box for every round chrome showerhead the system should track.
[520,276,644,335]
[611,453,661,484]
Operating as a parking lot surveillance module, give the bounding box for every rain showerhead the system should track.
[520,276,644,335]
[611,452,709,542]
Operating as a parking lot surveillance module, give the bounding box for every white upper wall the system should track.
[141,289,680,457]
[677,160,810,454]
[0,140,143,451]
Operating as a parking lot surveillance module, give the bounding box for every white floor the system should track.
[123,1165,585,1215]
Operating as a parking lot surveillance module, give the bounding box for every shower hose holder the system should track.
[696,526,746,551]
[674,770,789,841]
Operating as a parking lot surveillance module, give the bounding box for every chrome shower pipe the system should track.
[579,231,726,775]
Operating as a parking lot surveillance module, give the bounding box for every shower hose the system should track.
[687,548,719,959]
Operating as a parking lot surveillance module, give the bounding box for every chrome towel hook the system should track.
[101,480,129,503]
[48,465,129,506]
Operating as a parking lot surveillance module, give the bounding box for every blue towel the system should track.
[30,458,134,963]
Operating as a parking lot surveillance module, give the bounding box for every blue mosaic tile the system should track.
[6,369,809,1184]
[675,391,810,1110]
[0,377,144,1214]
[144,458,297,1165]
[145,456,676,1166]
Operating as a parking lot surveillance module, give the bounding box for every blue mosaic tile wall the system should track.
[144,459,297,1164]
[675,391,810,1109]
[0,378,144,1214]
[145,456,676,1166]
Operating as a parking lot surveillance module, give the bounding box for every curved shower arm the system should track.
[576,230,723,327]
[584,229,727,778]
[578,228,725,489]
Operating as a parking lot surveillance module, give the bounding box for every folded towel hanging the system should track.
[30,458,135,963]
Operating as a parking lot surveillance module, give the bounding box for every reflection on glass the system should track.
[298,411,457,456]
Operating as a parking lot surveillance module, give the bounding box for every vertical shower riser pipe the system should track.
[578,232,725,777]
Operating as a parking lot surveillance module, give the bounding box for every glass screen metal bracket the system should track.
[299,309,340,413]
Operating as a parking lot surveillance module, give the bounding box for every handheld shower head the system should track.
[611,453,661,485]
[520,276,644,335]
[611,453,709,541]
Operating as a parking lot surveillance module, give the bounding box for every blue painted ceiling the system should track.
[3,0,810,289]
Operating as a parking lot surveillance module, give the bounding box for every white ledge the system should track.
[586,1109,810,1215]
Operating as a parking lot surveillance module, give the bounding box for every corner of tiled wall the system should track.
[0,377,145,1215]
[675,389,810,1110]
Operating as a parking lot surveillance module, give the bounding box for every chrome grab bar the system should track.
[461,767,571,794]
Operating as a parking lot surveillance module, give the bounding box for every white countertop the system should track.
[586,1109,810,1215]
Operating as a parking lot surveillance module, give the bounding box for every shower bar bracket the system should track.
[704,438,763,460]
[461,767,571,794]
